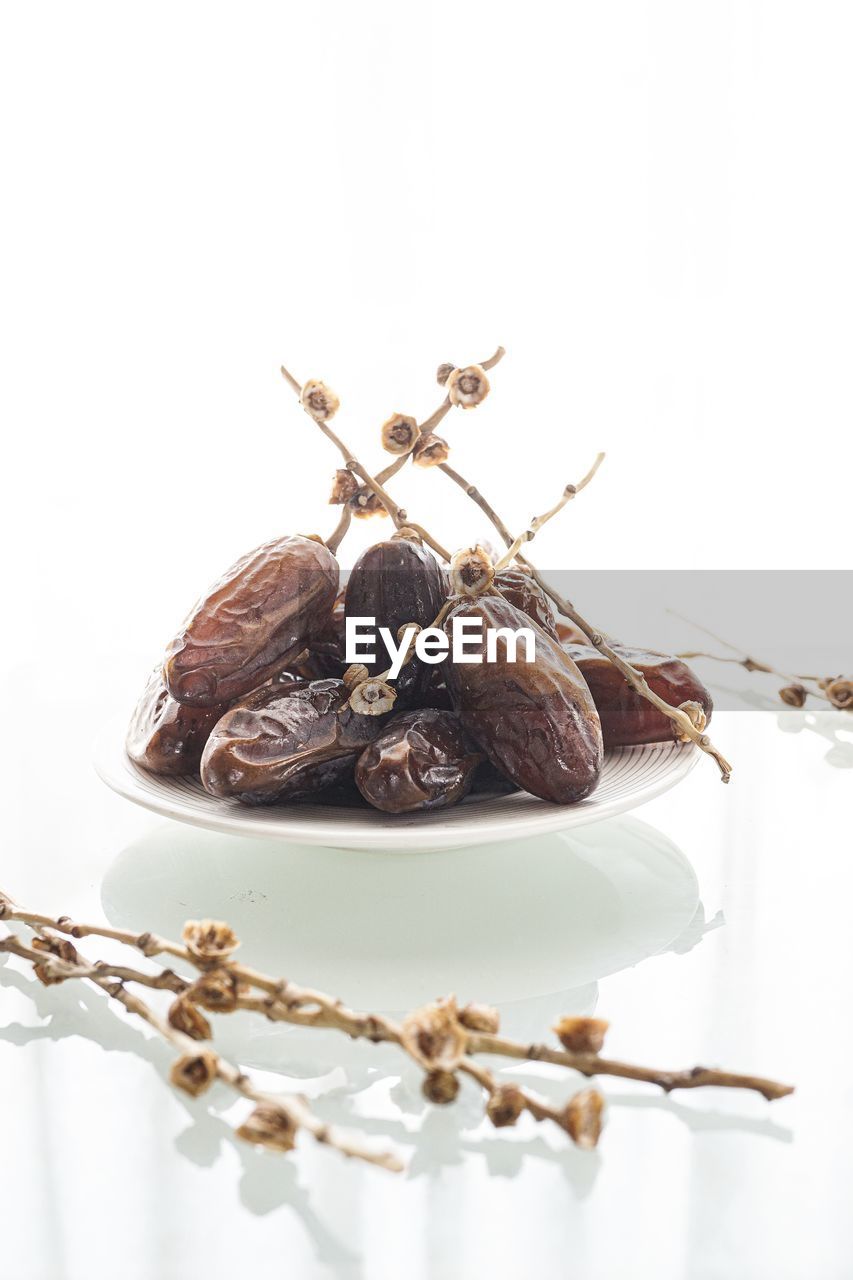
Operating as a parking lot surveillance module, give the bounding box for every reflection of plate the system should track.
[101,815,700,1028]
[94,717,699,851]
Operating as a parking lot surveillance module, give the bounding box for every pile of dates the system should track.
[127,529,712,814]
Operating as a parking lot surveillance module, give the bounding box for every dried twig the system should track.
[492,453,606,572]
[429,456,734,780]
[0,912,401,1172]
[0,895,793,1117]
[374,345,506,487]
[280,364,451,562]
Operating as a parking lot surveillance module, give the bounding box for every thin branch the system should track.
[375,345,506,486]
[430,460,733,780]
[280,365,451,562]
[0,896,792,1103]
[493,453,606,571]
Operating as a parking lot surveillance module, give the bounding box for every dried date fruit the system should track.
[164,535,339,707]
[355,709,483,813]
[294,590,347,679]
[200,678,384,805]
[470,757,520,795]
[493,568,559,638]
[562,644,713,747]
[554,619,589,646]
[443,596,603,804]
[126,669,227,775]
[344,532,446,706]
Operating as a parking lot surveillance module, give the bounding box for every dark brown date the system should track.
[355,709,482,813]
[293,589,347,679]
[344,533,446,706]
[563,644,713,747]
[200,677,383,805]
[164,535,339,708]
[493,568,559,638]
[443,596,603,804]
[126,669,227,775]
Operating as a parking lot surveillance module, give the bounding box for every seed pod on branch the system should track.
[412,435,451,468]
[381,413,420,455]
[300,379,340,422]
[446,365,490,409]
[449,545,495,598]
[329,469,360,505]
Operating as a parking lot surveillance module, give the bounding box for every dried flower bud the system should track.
[449,545,495,598]
[182,919,240,965]
[348,679,397,717]
[31,936,79,986]
[674,700,707,742]
[329,469,360,505]
[422,1069,460,1105]
[446,364,490,409]
[236,1102,298,1153]
[33,960,67,986]
[553,1015,609,1055]
[169,1050,218,1098]
[168,995,212,1041]
[342,663,370,691]
[436,362,456,387]
[401,997,467,1072]
[779,683,807,708]
[561,1087,604,1150]
[412,434,450,468]
[31,936,79,964]
[824,677,853,710]
[457,1002,500,1034]
[349,487,388,519]
[486,1084,526,1128]
[186,967,246,1013]
[300,379,340,422]
[381,413,420,455]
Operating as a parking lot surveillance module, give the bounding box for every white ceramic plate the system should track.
[95,717,699,850]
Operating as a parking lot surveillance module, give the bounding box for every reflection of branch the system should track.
[0,929,401,1172]
[669,610,830,704]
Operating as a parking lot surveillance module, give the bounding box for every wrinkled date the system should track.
[564,644,713,747]
[126,670,227,775]
[493,568,559,638]
[443,596,603,804]
[164,535,339,707]
[355,709,483,813]
[200,678,384,804]
[344,533,447,706]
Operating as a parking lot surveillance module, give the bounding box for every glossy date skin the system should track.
[200,677,383,805]
[493,568,559,639]
[355,709,483,813]
[126,669,227,775]
[344,534,447,706]
[443,596,603,804]
[563,644,713,747]
[164,535,339,708]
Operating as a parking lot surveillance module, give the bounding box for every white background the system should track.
[1,6,852,1280]
[2,0,852,683]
